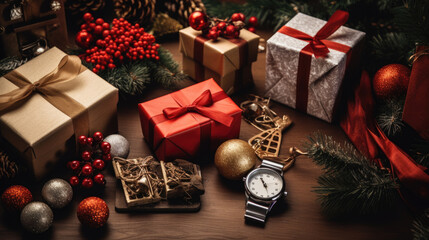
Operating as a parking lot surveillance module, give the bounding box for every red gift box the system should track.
[138,79,242,161]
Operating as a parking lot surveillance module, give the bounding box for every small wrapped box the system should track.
[265,11,365,122]
[179,27,259,95]
[138,79,242,161]
[0,47,118,179]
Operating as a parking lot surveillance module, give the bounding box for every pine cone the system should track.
[66,0,106,16]
[164,0,206,27]
[113,0,156,25]
[0,151,18,180]
[152,13,183,38]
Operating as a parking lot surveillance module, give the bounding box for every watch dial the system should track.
[247,169,283,199]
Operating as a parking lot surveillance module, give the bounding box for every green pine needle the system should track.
[412,210,429,240]
[304,133,399,217]
[375,97,405,138]
[104,62,151,96]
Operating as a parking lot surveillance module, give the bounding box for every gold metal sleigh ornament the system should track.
[241,95,293,159]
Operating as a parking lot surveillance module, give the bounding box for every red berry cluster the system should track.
[188,11,258,41]
[76,13,160,73]
[67,132,111,189]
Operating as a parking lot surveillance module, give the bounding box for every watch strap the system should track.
[261,159,284,175]
[244,199,272,224]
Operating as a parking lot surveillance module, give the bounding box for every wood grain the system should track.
[0,30,412,240]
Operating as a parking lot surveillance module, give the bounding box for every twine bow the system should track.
[162,89,233,127]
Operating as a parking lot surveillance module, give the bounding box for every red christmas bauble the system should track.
[373,64,411,100]
[77,197,109,228]
[189,11,208,31]
[93,132,104,142]
[75,31,93,49]
[248,16,258,27]
[1,185,32,212]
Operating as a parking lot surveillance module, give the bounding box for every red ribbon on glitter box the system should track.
[179,27,259,95]
[265,11,365,122]
[138,79,242,161]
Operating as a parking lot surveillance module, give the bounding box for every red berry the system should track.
[95,18,104,25]
[225,25,236,36]
[94,25,103,35]
[83,13,93,23]
[207,29,219,40]
[81,164,93,176]
[217,21,226,30]
[248,27,256,33]
[103,153,112,162]
[102,22,110,30]
[248,16,258,27]
[81,178,93,188]
[93,159,105,170]
[102,30,110,38]
[93,132,103,142]
[94,174,105,185]
[188,11,208,30]
[231,13,245,22]
[86,137,94,146]
[78,135,87,145]
[68,160,81,171]
[82,151,92,161]
[69,176,80,186]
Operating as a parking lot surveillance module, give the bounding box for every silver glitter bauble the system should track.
[42,178,73,209]
[104,134,130,158]
[20,202,53,234]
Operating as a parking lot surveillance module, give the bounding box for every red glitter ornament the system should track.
[373,64,411,100]
[1,185,32,212]
[77,197,109,228]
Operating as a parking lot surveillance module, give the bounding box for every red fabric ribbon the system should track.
[341,71,429,202]
[163,89,233,127]
[277,10,351,113]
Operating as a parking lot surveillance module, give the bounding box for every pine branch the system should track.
[412,210,429,240]
[375,97,405,138]
[154,47,187,89]
[304,133,399,217]
[369,32,412,69]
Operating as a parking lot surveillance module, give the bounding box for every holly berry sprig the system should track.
[188,11,258,41]
[67,132,111,189]
[75,13,160,73]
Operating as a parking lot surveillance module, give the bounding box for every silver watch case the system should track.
[243,167,286,204]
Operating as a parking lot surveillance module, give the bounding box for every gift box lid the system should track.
[179,27,259,77]
[267,12,365,87]
[0,47,118,154]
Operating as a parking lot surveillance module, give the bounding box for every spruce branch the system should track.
[412,210,429,240]
[304,133,399,217]
[375,97,405,138]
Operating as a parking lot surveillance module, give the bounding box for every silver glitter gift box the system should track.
[265,13,365,122]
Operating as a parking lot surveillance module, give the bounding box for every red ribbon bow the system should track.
[278,10,349,58]
[163,90,233,127]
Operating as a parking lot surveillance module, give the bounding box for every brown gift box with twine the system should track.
[179,27,259,95]
[0,47,118,179]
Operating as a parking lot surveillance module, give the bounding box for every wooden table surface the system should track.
[0,31,412,240]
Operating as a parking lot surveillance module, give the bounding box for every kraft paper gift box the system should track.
[0,47,118,179]
[265,12,365,122]
[179,27,259,95]
[138,79,242,161]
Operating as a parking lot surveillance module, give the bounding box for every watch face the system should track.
[246,168,284,200]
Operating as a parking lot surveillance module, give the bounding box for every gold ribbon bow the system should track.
[0,55,90,144]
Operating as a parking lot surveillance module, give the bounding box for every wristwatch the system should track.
[243,159,287,224]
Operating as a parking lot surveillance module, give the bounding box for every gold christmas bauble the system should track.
[214,139,258,180]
